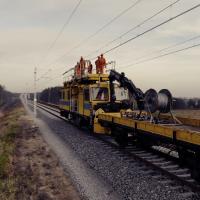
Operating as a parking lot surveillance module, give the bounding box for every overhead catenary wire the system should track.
[147,34,200,54]
[41,0,144,69]
[63,0,143,49]
[37,0,176,80]
[123,42,200,69]
[39,33,200,84]
[119,34,200,66]
[39,0,83,65]
[86,0,181,58]
[99,3,200,57]
[48,0,83,51]
[38,31,200,84]
[36,2,200,88]
[41,34,198,83]
[37,0,181,83]
[36,43,200,93]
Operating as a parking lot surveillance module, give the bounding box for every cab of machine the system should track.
[82,82,110,116]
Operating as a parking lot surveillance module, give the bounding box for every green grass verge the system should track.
[0,107,24,200]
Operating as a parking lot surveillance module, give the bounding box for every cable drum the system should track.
[158,89,172,113]
[144,89,158,113]
[144,89,172,114]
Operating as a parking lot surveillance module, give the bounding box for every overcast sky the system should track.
[0,0,200,97]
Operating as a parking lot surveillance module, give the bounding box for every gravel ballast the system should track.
[25,101,199,200]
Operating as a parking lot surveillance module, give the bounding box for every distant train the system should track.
[59,60,200,181]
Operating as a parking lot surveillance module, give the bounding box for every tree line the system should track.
[173,97,200,109]
[28,87,200,110]
[28,87,61,105]
[0,85,13,107]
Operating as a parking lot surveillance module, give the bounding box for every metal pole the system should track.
[25,82,28,105]
[48,69,52,103]
[34,67,37,117]
[25,93,27,105]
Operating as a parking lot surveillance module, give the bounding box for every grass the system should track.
[0,106,24,200]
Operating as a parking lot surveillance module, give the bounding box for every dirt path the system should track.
[15,115,81,200]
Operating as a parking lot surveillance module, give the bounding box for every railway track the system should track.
[29,101,200,196]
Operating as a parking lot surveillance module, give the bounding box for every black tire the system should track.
[74,115,82,127]
[191,152,200,182]
[60,110,64,116]
[177,147,192,167]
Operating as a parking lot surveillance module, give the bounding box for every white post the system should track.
[34,67,37,117]
[25,93,27,105]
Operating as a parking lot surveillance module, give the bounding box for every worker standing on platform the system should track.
[88,61,93,74]
[80,57,86,76]
[95,56,101,74]
[99,54,106,74]
[75,62,81,78]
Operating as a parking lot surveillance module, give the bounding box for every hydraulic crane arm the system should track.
[109,70,144,110]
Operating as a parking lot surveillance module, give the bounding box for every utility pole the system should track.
[25,93,27,105]
[48,69,52,103]
[25,82,28,105]
[34,67,37,117]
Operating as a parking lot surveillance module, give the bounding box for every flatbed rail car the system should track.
[59,59,200,181]
[98,111,200,180]
[98,112,200,151]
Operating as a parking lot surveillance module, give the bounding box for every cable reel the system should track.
[144,89,172,114]
[144,89,158,113]
[158,89,172,113]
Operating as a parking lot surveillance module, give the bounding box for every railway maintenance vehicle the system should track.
[59,59,200,182]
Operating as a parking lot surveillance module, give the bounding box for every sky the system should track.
[0,0,200,97]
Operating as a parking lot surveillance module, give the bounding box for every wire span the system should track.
[123,43,200,68]
[102,4,200,56]
[86,0,181,58]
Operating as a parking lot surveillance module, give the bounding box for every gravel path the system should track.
[24,100,199,200]
[22,99,121,200]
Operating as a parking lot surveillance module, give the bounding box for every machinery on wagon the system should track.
[59,57,200,181]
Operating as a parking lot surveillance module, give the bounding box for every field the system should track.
[173,109,200,119]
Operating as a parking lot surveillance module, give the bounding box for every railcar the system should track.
[59,62,129,133]
[59,60,200,181]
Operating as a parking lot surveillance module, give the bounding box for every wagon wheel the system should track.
[115,131,128,148]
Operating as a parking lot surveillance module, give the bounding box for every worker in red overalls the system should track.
[88,61,93,74]
[99,54,106,74]
[95,56,101,74]
[75,62,81,78]
[80,57,86,76]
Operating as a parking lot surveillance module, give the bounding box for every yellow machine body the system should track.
[59,74,111,134]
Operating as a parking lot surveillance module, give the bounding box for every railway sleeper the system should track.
[147,157,165,162]
[169,168,190,175]
[151,161,172,166]
[176,173,192,180]
[162,164,179,170]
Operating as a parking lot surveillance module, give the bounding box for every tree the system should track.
[0,85,4,105]
[173,98,186,109]
[39,87,61,104]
